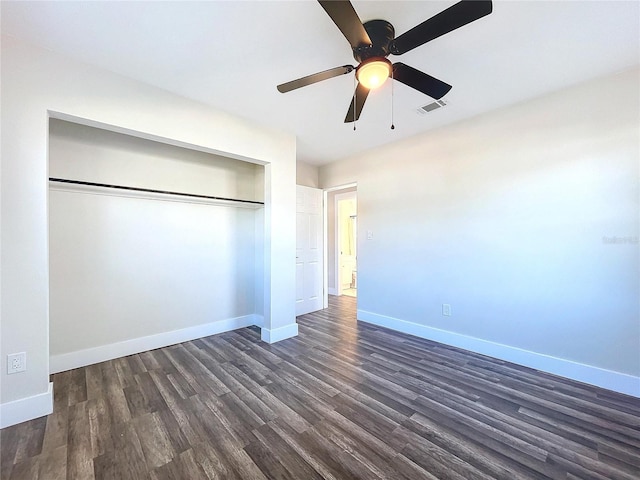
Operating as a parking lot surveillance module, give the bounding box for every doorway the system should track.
[326,187,357,299]
[337,192,357,297]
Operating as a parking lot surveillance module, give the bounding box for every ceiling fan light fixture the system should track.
[278,1,493,123]
[356,58,392,90]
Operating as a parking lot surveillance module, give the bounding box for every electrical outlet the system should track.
[442,304,452,317]
[7,352,26,374]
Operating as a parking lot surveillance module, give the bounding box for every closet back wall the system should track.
[48,119,264,371]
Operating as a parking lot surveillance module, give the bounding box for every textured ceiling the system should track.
[2,1,639,165]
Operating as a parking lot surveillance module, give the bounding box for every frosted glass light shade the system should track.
[356,59,392,89]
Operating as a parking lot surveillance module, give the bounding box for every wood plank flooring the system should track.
[2,295,639,479]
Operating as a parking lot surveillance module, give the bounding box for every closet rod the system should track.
[49,177,265,205]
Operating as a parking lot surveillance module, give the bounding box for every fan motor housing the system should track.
[353,19,395,62]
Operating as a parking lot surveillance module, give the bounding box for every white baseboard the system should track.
[261,322,299,344]
[358,309,640,398]
[50,314,262,374]
[0,382,53,429]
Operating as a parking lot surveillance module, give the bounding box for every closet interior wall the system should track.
[48,119,265,370]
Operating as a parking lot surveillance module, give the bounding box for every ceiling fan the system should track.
[277,0,493,123]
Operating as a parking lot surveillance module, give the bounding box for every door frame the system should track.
[323,183,357,308]
[335,191,357,296]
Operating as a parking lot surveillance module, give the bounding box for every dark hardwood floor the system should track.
[2,295,639,479]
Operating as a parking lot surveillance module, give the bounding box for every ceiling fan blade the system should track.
[393,63,452,99]
[344,82,370,123]
[318,0,372,49]
[277,65,354,93]
[390,0,492,55]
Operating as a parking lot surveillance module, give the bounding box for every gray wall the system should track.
[320,68,640,393]
[296,160,319,188]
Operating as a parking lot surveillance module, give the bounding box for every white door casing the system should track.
[296,185,323,316]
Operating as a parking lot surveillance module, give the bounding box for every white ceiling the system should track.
[2,1,639,166]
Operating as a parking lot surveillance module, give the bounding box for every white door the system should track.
[296,185,323,316]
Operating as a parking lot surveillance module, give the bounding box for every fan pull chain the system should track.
[390,67,395,130]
